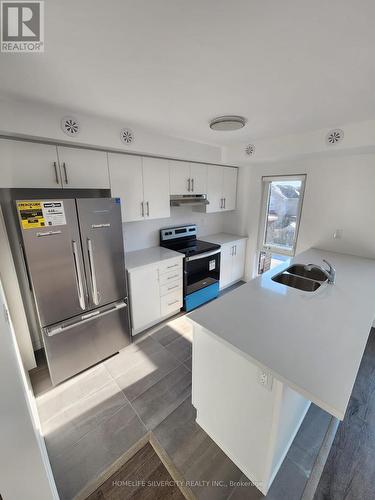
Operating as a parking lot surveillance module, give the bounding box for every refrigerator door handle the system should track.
[72,240,86,310]
[87,238,100,305]
[44,300,127,337]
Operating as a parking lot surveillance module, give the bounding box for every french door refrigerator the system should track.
[17,197,131,385]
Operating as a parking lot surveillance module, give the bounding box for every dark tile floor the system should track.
[29,282,335,500]
[314,329,375,500]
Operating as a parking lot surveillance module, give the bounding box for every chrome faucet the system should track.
[304,259,336,284]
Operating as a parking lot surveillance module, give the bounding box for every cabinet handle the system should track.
[167,284,179,291]
[53,162,59,184]
[167,274,179,280]
[187,178,191,192]
[168,299,180,306]
[231,246,234,256]
[62,162,68,184]
[167,263,179,269]
[220,198,223,209]
[234,245,237,256]
[224,198,226,209]
[141,202,144,217]
[191,178,194,192]
[146,201,150,216]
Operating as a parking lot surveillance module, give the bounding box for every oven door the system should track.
[184,249,221,296]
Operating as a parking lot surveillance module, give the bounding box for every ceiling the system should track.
[1,0,375,146]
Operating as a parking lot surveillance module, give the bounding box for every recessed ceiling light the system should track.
[209,115,247,131]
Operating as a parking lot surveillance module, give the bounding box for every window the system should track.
[258,175,306,273]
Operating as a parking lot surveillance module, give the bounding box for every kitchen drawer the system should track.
[158,258,182,276]
[160,280,182,297]
[161,289,183,317]
[159,268,182,286]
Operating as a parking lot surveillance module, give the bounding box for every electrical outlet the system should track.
[257,368,273,391]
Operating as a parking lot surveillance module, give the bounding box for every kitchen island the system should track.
[188,248,375,494]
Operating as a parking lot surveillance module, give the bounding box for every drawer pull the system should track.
[168,299,180,306]
[167,284,179,291]
[167,274,179,280]
[167,263,179,269]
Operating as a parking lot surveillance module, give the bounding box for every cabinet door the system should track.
[206,165,224,213]
[219,244,233,289]
[57,147,110,189]
[0,139,61,188]
[129,266,160,333]
[108,153,144,222]
[190,163,207,194]
[169,160,190,194]
[231,239,247,283]
[222,167,238,211]
[143,157,170,220]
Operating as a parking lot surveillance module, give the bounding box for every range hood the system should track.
[170,194,209,207]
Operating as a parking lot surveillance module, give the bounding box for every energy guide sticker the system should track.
[18,200,66,229]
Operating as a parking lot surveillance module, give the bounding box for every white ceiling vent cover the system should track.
[120,128,134,145]
[61,116,80,137]
[326,128,344,146]
[245,144,256,156]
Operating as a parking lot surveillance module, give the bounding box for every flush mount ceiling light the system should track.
[209,115,247,131]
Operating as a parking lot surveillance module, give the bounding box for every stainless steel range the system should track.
[17,197,131,385]
[160,224,221,311]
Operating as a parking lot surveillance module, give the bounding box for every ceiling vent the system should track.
[326,128,344,146]
[120,128,134,145]
[61,116,80,137]
[245,144,256,156]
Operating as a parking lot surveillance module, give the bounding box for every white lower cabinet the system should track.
[128,257,183,334]
[219,239,247,289]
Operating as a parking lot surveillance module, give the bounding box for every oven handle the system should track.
[185,248,221,262]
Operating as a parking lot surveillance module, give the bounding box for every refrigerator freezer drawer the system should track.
[42,302,131,385]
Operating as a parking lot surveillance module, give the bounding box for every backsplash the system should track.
[123,207,228,252]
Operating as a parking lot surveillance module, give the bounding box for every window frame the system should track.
[258,174,306,257]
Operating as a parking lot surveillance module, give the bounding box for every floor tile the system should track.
[51,403,147,500]
[287,404,332,476]
[184,356,192,371]
[132,364,191,430]
[228,474,263,499]
[165,335,192,363]
[42,380,128,459]
[36,364,113,423]
[153,397,242,499]
[266,457,308,500]
[114,347,180,402]
[104,336,163,379]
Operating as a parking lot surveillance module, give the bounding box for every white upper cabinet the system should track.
[0,139,62,188]
[169,160,190,195]
[108,153,144,222]
[57,147,110,189]
[190,163,207,194]
[206,165,238,213]
[142,157,170,220]
[108,154,170,222]
[206,165,224,213]
[169,160,207,195]
[222,167,238,211]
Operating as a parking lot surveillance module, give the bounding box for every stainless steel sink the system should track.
[271,263,328,292]
[272,273,322,292]
[285,264,327,282]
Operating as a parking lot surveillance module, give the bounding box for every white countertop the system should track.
[125,246,183,271]
[202,233,248,245]
[189,248,375,420]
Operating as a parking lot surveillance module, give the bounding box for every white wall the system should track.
[0,97,223,164]
[226,152,375,280]
[124,206,230,252]
[0,281,58,500]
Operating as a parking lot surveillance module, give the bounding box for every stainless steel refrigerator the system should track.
[17,197,131,385]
